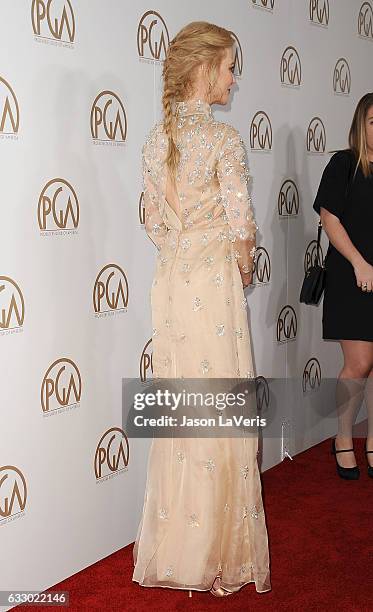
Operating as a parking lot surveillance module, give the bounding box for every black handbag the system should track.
[299,221,326,305]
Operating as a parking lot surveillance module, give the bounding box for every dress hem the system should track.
[323,335,373,342]
[132,577,271,594]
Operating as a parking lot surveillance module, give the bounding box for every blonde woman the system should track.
[313,93,373,480]
[132,22,271,597]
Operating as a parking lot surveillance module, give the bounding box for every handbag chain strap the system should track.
[316,220,323,266]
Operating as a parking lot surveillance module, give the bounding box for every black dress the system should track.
[313,149,373,341]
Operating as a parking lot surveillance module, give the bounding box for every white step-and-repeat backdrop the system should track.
[1,0,372,603]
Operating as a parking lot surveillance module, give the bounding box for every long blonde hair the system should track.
[349,92,373,178]
[162,21,234,180]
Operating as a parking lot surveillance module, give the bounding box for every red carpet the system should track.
[17,437,373,611]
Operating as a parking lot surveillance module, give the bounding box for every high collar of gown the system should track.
[174,99,212,118]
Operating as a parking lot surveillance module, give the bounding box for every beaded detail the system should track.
[204,459,216,471]
[176,451,185,463]
[188,513,200,527]
[251,505,259,519]
[216,324,225,336]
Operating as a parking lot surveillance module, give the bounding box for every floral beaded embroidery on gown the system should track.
[132,99,271,594]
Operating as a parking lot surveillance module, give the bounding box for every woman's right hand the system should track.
[353,259,373,292]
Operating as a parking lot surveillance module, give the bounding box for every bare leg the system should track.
[335,340,373,468]
[365,364,373,467]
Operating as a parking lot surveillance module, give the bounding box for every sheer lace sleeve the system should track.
[142,128,168,251]
[216,126,257,273]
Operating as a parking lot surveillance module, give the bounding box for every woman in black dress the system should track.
[313,93,373,480]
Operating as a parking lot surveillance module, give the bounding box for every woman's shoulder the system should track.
[327,148,354,169]
[212,120,245,151]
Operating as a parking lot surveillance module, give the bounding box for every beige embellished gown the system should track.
[132,99,271,593]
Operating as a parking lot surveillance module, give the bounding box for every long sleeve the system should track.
[142,137,168,252]
[216,126,257,273]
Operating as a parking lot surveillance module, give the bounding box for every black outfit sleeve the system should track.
[313,150,352,220]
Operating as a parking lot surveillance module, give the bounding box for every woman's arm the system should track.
[216,126,257,287]
[142,142,168,251]
[320,207,373,290]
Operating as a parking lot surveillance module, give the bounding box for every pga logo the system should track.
[277,305,297,343]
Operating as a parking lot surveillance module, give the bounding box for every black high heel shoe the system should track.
[365,444,373,479]
[331,439,360,480]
